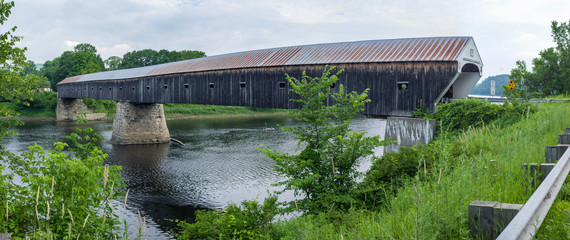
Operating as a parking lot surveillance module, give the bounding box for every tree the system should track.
[104,56,122,71]
[40,44,104,90]
[512,19,570,96]
[1,2,125,237]
[74,43,97,55]
[22,60,38,76]
[0,0,41,109]
[119,49,160,69]
[259,66,390,213]
[119,49,206,69]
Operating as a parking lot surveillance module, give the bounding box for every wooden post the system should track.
[469,201,497,240]
[523,163,557,182]
[559,134,570,144]
[545,145,569,163]
[469,201,523,239]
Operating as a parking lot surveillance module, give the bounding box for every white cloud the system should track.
[269,0,348,24]
[64,40,80,50]
[100,44,135,59]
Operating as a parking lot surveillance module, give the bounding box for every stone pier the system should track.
[56,98,107,121]
[110,102,170,145]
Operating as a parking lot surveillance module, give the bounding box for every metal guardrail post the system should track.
[496,145,570,239]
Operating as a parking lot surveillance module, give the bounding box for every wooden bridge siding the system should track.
[57,62,458,116]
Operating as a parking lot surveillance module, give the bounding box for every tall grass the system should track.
[271,102,570,239]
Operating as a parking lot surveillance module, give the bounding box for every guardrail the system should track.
[497,145,570,239]
[466,95,568,104]
[469,129,570,239]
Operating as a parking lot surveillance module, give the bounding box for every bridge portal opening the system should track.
[440,63,481,102]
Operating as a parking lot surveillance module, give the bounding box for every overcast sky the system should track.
[4,0,570,80]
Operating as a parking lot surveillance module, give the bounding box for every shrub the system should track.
[177,195,279,240]
[434,99,535,132]
[259,66,390,213]
[0,117,125,238]
[82,98,117,114]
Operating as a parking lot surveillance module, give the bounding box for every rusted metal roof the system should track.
[59,36,474,84]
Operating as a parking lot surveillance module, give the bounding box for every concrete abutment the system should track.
[110,102,170,145]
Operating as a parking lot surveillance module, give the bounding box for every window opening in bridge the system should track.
[397,82,409,91]
[146,85,150,90]
[278,82,286,89]
[91,87,94,91]
[109,87,112,91]
[209,83,215,89]
[99,87,102,91]
[119,87,123,91]
[132,87,136,91]
[240,82,246,88]
[164,85,168,90]
[184,84,189,89]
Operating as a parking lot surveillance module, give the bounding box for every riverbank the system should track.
[10,103,290,122]
[266,101,570,239]
[174,100,570,239]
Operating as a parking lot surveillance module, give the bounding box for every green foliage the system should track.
[177,195,279,240]
[104,56,122,71]
[510,19,570,96]
[82,98,117,114]
[0,1,45,109]
[260,66,390,213]
[533,200,570,239]
[40,45,105,90]
[266,102,570,239]
[411,106,433,119]
[1,91,58,118]
[118,49,206,69]
[22,60,39,76]
[357,146,431,209]
[74,43,97,55]
[433,98,535,132]
[0,117,125,238]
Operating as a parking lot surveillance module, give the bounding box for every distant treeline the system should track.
[24,43,206,91]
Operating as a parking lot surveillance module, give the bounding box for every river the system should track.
[2,116,386,238]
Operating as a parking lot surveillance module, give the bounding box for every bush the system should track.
[177,195,279,240]
[434,99,535,132]
[28,91,58,111]
[0,118,125,238]
[82,98,116,114]
[357,144,441,209]
[259,66,389,214]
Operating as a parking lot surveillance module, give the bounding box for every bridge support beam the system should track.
[111,102,170,145]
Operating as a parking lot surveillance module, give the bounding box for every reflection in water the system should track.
[112,143,170,168]
[3,116,386,238]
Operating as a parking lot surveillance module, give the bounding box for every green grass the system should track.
[269,102,570,239]
[163,103,287,118]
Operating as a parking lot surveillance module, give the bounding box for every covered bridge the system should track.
[57,36,483,117]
